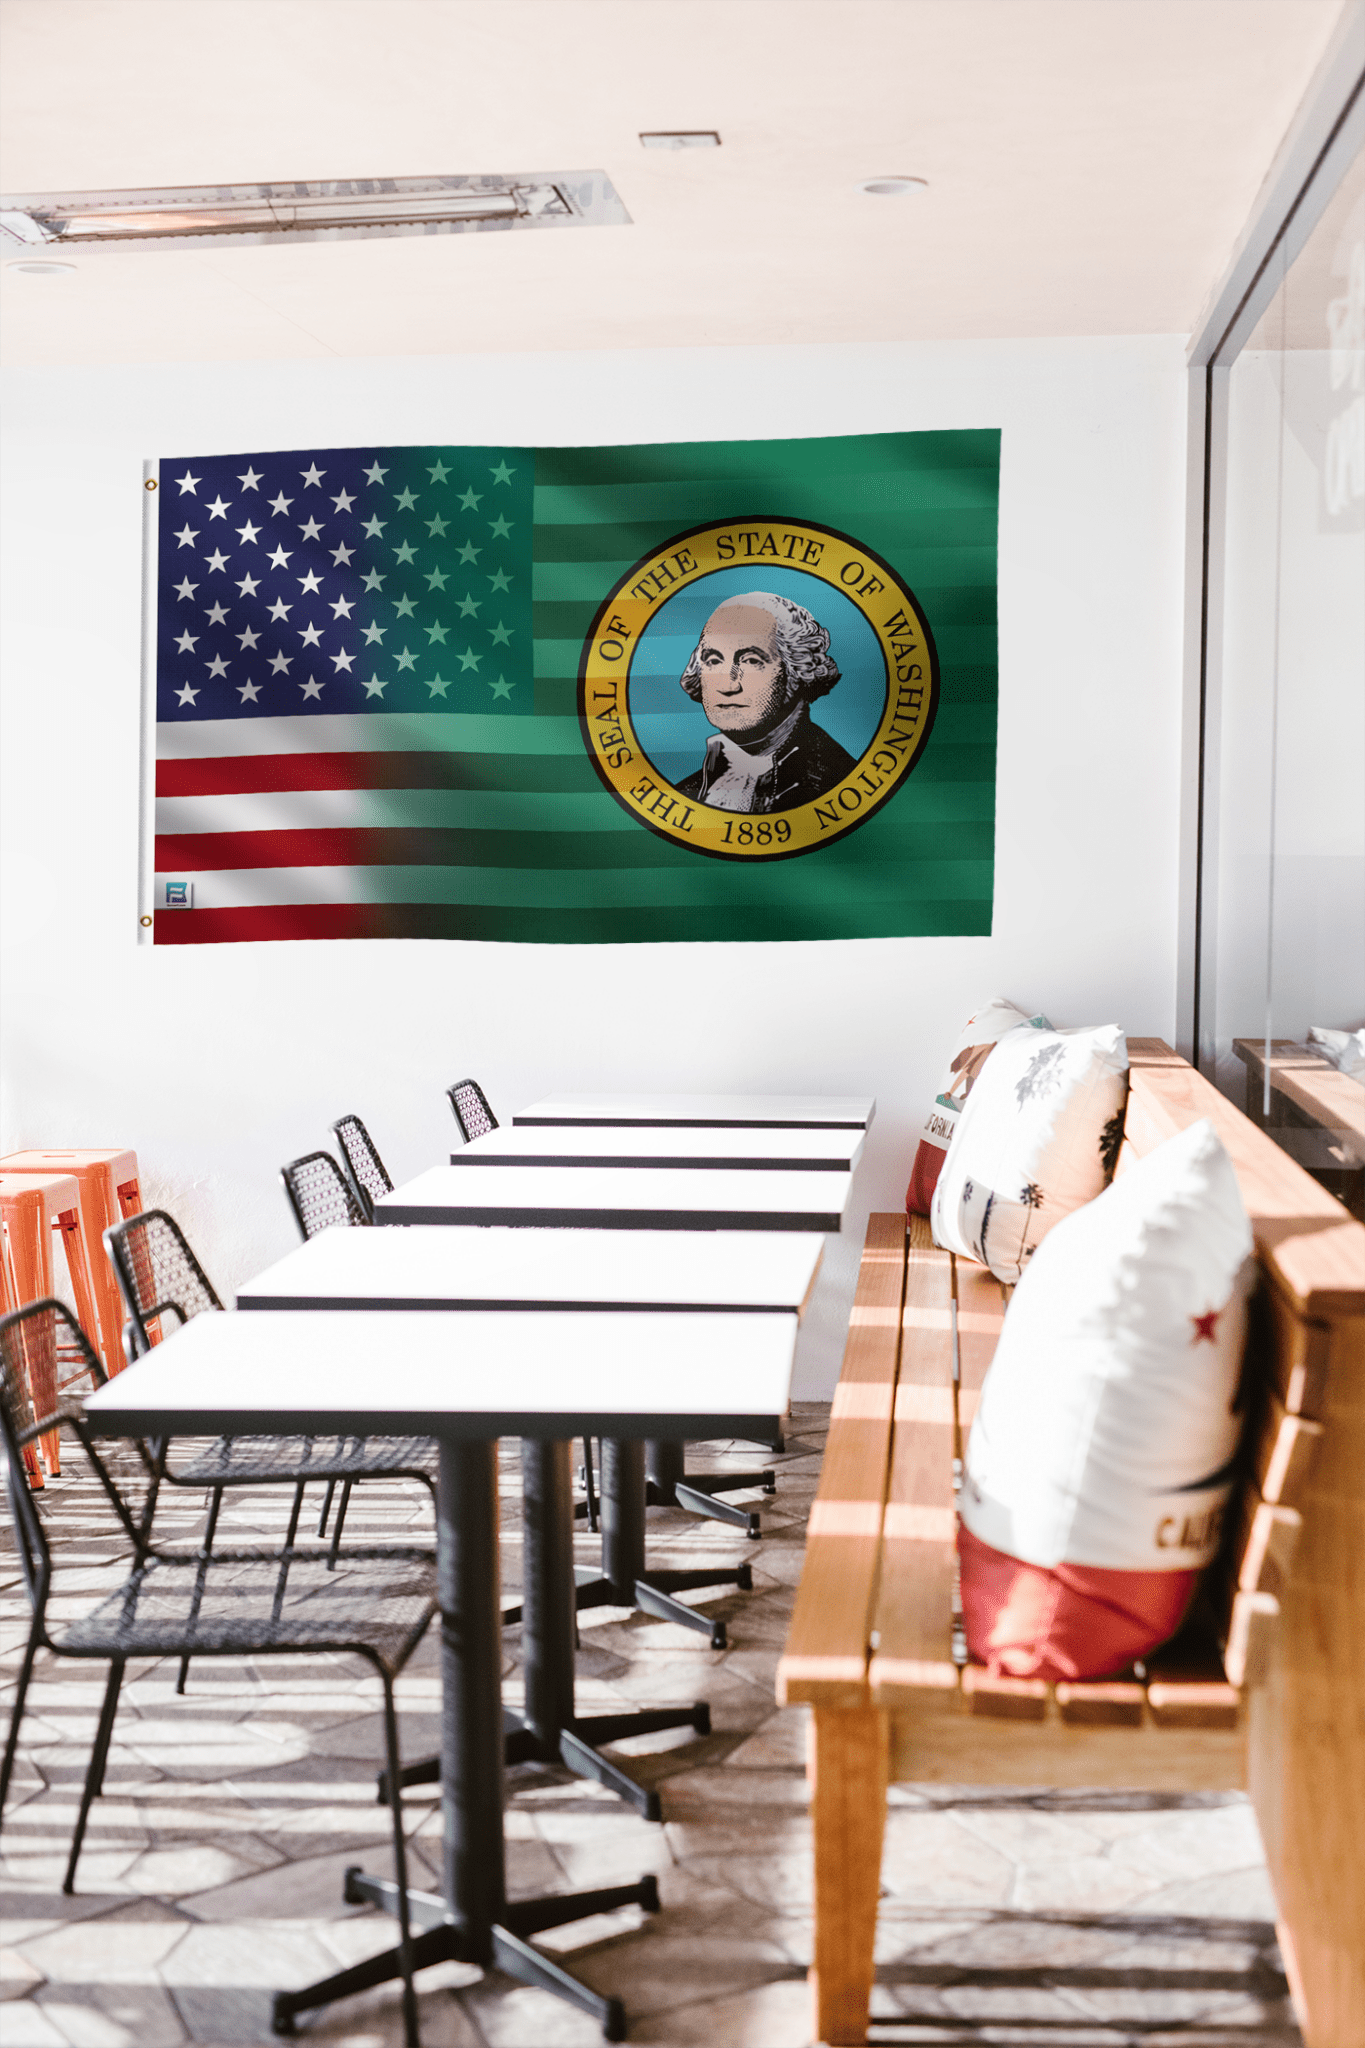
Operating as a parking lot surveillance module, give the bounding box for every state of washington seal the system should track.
[578,518,939,860]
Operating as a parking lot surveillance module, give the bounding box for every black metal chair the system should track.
[446,1078,498,1144]
[281,1148,367,1234]
[332,1114,394,1223]
[0,1300,432,2047]
[104,1208,438,1688]
[1,1291,108,1481]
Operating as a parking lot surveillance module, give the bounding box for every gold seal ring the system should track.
[578,518,938,860]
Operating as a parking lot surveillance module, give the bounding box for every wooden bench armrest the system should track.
[1127,1042,1365,1317]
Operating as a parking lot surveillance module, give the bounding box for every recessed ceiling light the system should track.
[640,132,721,150]
[859,176,928,197]
[5,259,76,274]
[0,173,630,255]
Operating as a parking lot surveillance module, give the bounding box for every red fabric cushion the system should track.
[905,1136,948,1218]
[958,1523,1197,1682]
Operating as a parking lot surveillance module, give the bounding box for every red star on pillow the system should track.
[1190,1309,1220,1345]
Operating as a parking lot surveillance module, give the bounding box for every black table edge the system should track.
[448,1152,853,1171]
[373,1205,842,1232]
[511,1115,867,1129]
[85,1409,787,1443]
[237,1294,802,1315]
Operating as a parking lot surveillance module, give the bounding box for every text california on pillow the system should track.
[930,1022,1130,1284]
[960,1119,1257,1576]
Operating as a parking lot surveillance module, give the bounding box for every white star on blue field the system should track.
[157,447,532,720]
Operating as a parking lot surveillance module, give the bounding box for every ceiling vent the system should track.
[639,132,721,150]
[0,172,630,255]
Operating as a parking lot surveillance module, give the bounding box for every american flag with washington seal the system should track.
[148,432,999,945]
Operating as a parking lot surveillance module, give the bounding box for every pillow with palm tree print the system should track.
[931,1023,1129,1283]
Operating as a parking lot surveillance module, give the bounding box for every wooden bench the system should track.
[778,1039,1365,2048]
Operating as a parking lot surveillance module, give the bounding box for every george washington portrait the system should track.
[676,591,856,813]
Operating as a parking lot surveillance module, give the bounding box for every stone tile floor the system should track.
[2,1406,1299,2046]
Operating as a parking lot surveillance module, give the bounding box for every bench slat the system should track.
[868,1225,958,1702]
[777,1212,907,1708]
[1055,1681,1146,1727]
[1226,1589,1280,1689]
[962,1668,1048,1720]
[1145,1681,1241,1730]
[1262,1280,1332,1419]
[1140,1612,1242,1726]
[1234,1495,1302,1602]
[953,1257,1008,1448]
[1252,1386,1324,1507]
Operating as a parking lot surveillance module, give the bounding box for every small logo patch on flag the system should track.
[160,879,193,909]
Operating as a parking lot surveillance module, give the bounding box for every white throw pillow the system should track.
[905,998,1050,1216]
[961,1118,1255,1571]
[931,1023,1129,1282]
[1308,1025,1365,1082]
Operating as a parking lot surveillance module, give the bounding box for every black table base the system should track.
[643,1438,776,1538]
[512,1441,717,1818]
[280,1441,659,2043]
[389,1426,754,1808]
[583,1437,753,1647]
[574,1433,784,1538]
[270,1866,656,2042]
[387,1442,726,1818]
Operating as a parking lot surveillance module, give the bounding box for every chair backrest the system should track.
[105,1209,224,1358]
[281,1150,368,1239]
[447,1078,499,1144]
[331,1113,393,1221]
[1,1302,148,1612]
[0,1308,53,1611]
[0,1300,114,1602]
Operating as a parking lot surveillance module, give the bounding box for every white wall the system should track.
[0,335,1187,1394]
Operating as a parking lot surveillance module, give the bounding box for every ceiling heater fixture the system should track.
[0,172,630,256]
[639,132,721,149]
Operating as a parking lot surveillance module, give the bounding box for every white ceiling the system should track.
[0,0,1348,367]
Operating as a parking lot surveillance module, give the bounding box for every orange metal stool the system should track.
[0,1150,143,1376]
[0,1170,104,1475]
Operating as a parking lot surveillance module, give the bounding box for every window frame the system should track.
[1177,3,1365,1071]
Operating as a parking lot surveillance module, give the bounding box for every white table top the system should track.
[374,1164,852,1232]
[237,1226,823,1315]
[83,1309,797,1441]
[456,1125,865,1171]
[512,1092,875,1131]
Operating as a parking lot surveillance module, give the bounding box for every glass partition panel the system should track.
[1213,144,1364,1216]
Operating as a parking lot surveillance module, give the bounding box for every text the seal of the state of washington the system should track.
[578,518,939,861]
